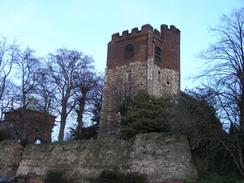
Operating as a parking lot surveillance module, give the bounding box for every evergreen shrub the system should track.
[193,172,244,183]
[96,170,147,183]
[45,170,74,183]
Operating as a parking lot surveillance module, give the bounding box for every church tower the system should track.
[98,24,180,139]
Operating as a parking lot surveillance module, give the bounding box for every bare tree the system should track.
[73,70,102,138]
[98,70,141,139]
[0,37,19,119]
[48,48,93,141]
[105,74,139,116]
[0,81,18,120]
[199,7,244,132]
[69,75,103,140]
[89,75,103,126]
[15,48,40,108]
[198,7,244,176]
[35,66,57,115]
[4,48,41,141]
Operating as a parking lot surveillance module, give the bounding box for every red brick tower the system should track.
[98,24,180,139]
[2,101,56,143]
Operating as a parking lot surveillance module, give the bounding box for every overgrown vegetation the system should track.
[0,127,14,141]
[95,170,147,183]
[45,170,74,183]
[193,172,244,183]
[69,123,99,140]
[118,89,239,176]
[195,7,244,176]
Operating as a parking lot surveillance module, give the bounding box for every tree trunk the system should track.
[58,114,67,142]
[239,73,244,136]
[58,100,68,142]
[77,95,86,138]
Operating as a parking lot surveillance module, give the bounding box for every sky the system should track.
[0,0,243,90]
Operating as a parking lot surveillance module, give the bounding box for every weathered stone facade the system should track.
[0,133,197,183]
[98,24,181,139]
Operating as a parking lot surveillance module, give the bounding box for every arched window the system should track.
[125,45,134,58]
[34,138,42,144]
[155,46,161,60]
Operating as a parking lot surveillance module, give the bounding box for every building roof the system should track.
[25,102,44,113]
[4,99,56,118]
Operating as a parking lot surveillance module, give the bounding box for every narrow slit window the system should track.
[155,46,161,60]
[128,73,132,82]
[125,45,134,58]
[126,71,132,82]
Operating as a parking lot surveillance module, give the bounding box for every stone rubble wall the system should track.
[0,140,23,175]
[0,133,197,183]
[147,57,180,97]
[98,61,148,138]
[98,60,180,139]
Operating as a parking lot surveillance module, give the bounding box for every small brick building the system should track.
[3,102,55,143]
[98,24,181,139]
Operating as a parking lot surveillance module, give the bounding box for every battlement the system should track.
[161,24,180,34]
[112,24,180,40]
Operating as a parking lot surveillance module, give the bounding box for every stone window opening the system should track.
[126,71,132,82]
[155,46,161,60]
[35,139,41,144]
[125,45,134,58]
[128,73,132,82]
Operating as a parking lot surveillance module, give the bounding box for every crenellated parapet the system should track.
[112,24,180,41]
[161,24,180,33]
